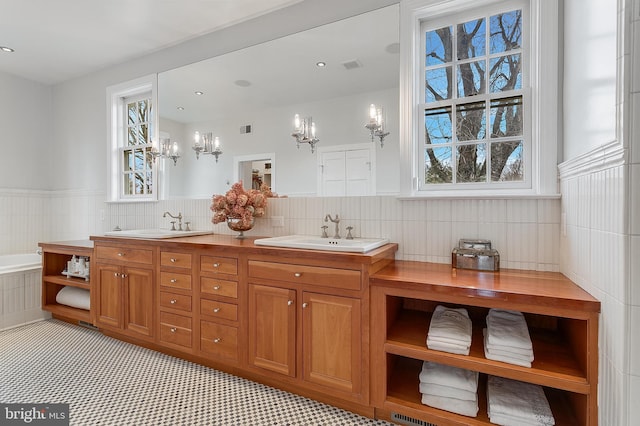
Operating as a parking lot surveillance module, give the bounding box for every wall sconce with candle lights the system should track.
[291,114,319,153]
[365,103,390,147]
[192,131,223,162]
[151,138,181,166]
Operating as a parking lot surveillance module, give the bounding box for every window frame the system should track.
[399,0,559,198]
[106,74,159,202]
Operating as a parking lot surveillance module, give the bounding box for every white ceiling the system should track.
[0,0,300,85]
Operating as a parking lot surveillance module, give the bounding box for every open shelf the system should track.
[386,308,589,394]
[384,356,579,426]
[40,240,93,325]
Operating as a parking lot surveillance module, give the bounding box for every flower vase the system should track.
[227,217,254,239]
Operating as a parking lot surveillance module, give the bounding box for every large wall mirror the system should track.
[158,4,400,198]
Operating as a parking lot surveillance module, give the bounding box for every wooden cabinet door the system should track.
[302,292,361,396]
[124,266,154,338]
[248,284,296,377]
[95,263,122,330]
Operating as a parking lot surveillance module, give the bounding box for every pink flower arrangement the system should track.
[210,181,269,228]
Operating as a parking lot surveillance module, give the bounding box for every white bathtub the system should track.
[0,253,50,331]
[0,253,42,274]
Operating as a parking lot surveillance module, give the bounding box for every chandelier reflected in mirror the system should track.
[192,131,223,162]
[365,103,389,147]
[151,138,181,166]
[291,114,319,153]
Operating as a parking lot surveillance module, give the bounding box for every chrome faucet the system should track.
[163,211,183,231]
[324,214,341,239]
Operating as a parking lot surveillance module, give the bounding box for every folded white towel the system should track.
[428,305,472,346]
[419,361,479,393]
[483,329,533,367]
[486,341,535,358]
[489,412,553,426]
[487,375,555,425]
[419,382,477,402]
[486,309,532,351]
[421,393,478,417]
[426,338,470,356]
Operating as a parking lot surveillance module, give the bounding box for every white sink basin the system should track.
[253,235,390,253]
[103,229,212,239]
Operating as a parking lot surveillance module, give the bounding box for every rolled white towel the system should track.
[426,338,470,355]
[486,309,532,351]
[419,382,477,402]
[428,305,472,346]
[56,286,90,310]
[421,393,479,417]
[419,361,479,393]
[487,375,555,425]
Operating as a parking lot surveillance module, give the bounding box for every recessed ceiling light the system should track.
[195,91,204,95]
[0,46,14,53]
[316,61,326,67]
[177,106,184,111]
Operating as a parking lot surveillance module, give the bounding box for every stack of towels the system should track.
[487,375,555,425]
[427,305,472,355]
[484,308,534,367]
[419,361,479,417]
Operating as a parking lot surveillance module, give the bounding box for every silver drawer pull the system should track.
[213,285,221,290]
[213,338,221,343]
[287,300,293,306]
[213,263,220,268]
[170,327,177,333]
[170,299,177,304]
[170,279,177,283]
[170,258,177,263]
[213,308,220,313]
[294,272,302,277]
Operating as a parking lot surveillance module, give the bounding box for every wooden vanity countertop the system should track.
[370,260,600,317]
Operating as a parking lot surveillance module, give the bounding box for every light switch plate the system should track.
[271,216,284,227]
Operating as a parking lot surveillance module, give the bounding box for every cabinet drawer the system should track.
[160,271,192,290]
[160,291,192,312]
[200,299,238,322]
[160,251,192,269]
[248,260,361,290]
[201,277,238,299]
[200,255,238,275]
[96,245,153,265]
[159,312,192,349]
[201,321,238,359]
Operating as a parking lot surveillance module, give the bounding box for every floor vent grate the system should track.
[78,320,99,331]
[391,412,437,426]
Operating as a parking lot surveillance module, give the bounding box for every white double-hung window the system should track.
[107,75,158,202]
[401,0,559,197]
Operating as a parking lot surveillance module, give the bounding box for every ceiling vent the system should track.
[341,59,362,70]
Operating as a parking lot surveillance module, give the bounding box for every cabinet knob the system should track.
[170,327,177,333]
[213,263,220,268]
[287,300,293,306]
[117,252,124,257]
[294,272,302,277]
[170,278,177,283]
[213,285,221,290]
[302,302,308,308]
[170,258,177,263]
[213,338,221,343]
[113,272,119,277]
[121,273,127,278]
[170,299,177,304]
[213,307,220,313]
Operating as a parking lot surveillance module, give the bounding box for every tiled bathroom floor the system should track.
[0,320,394,425]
